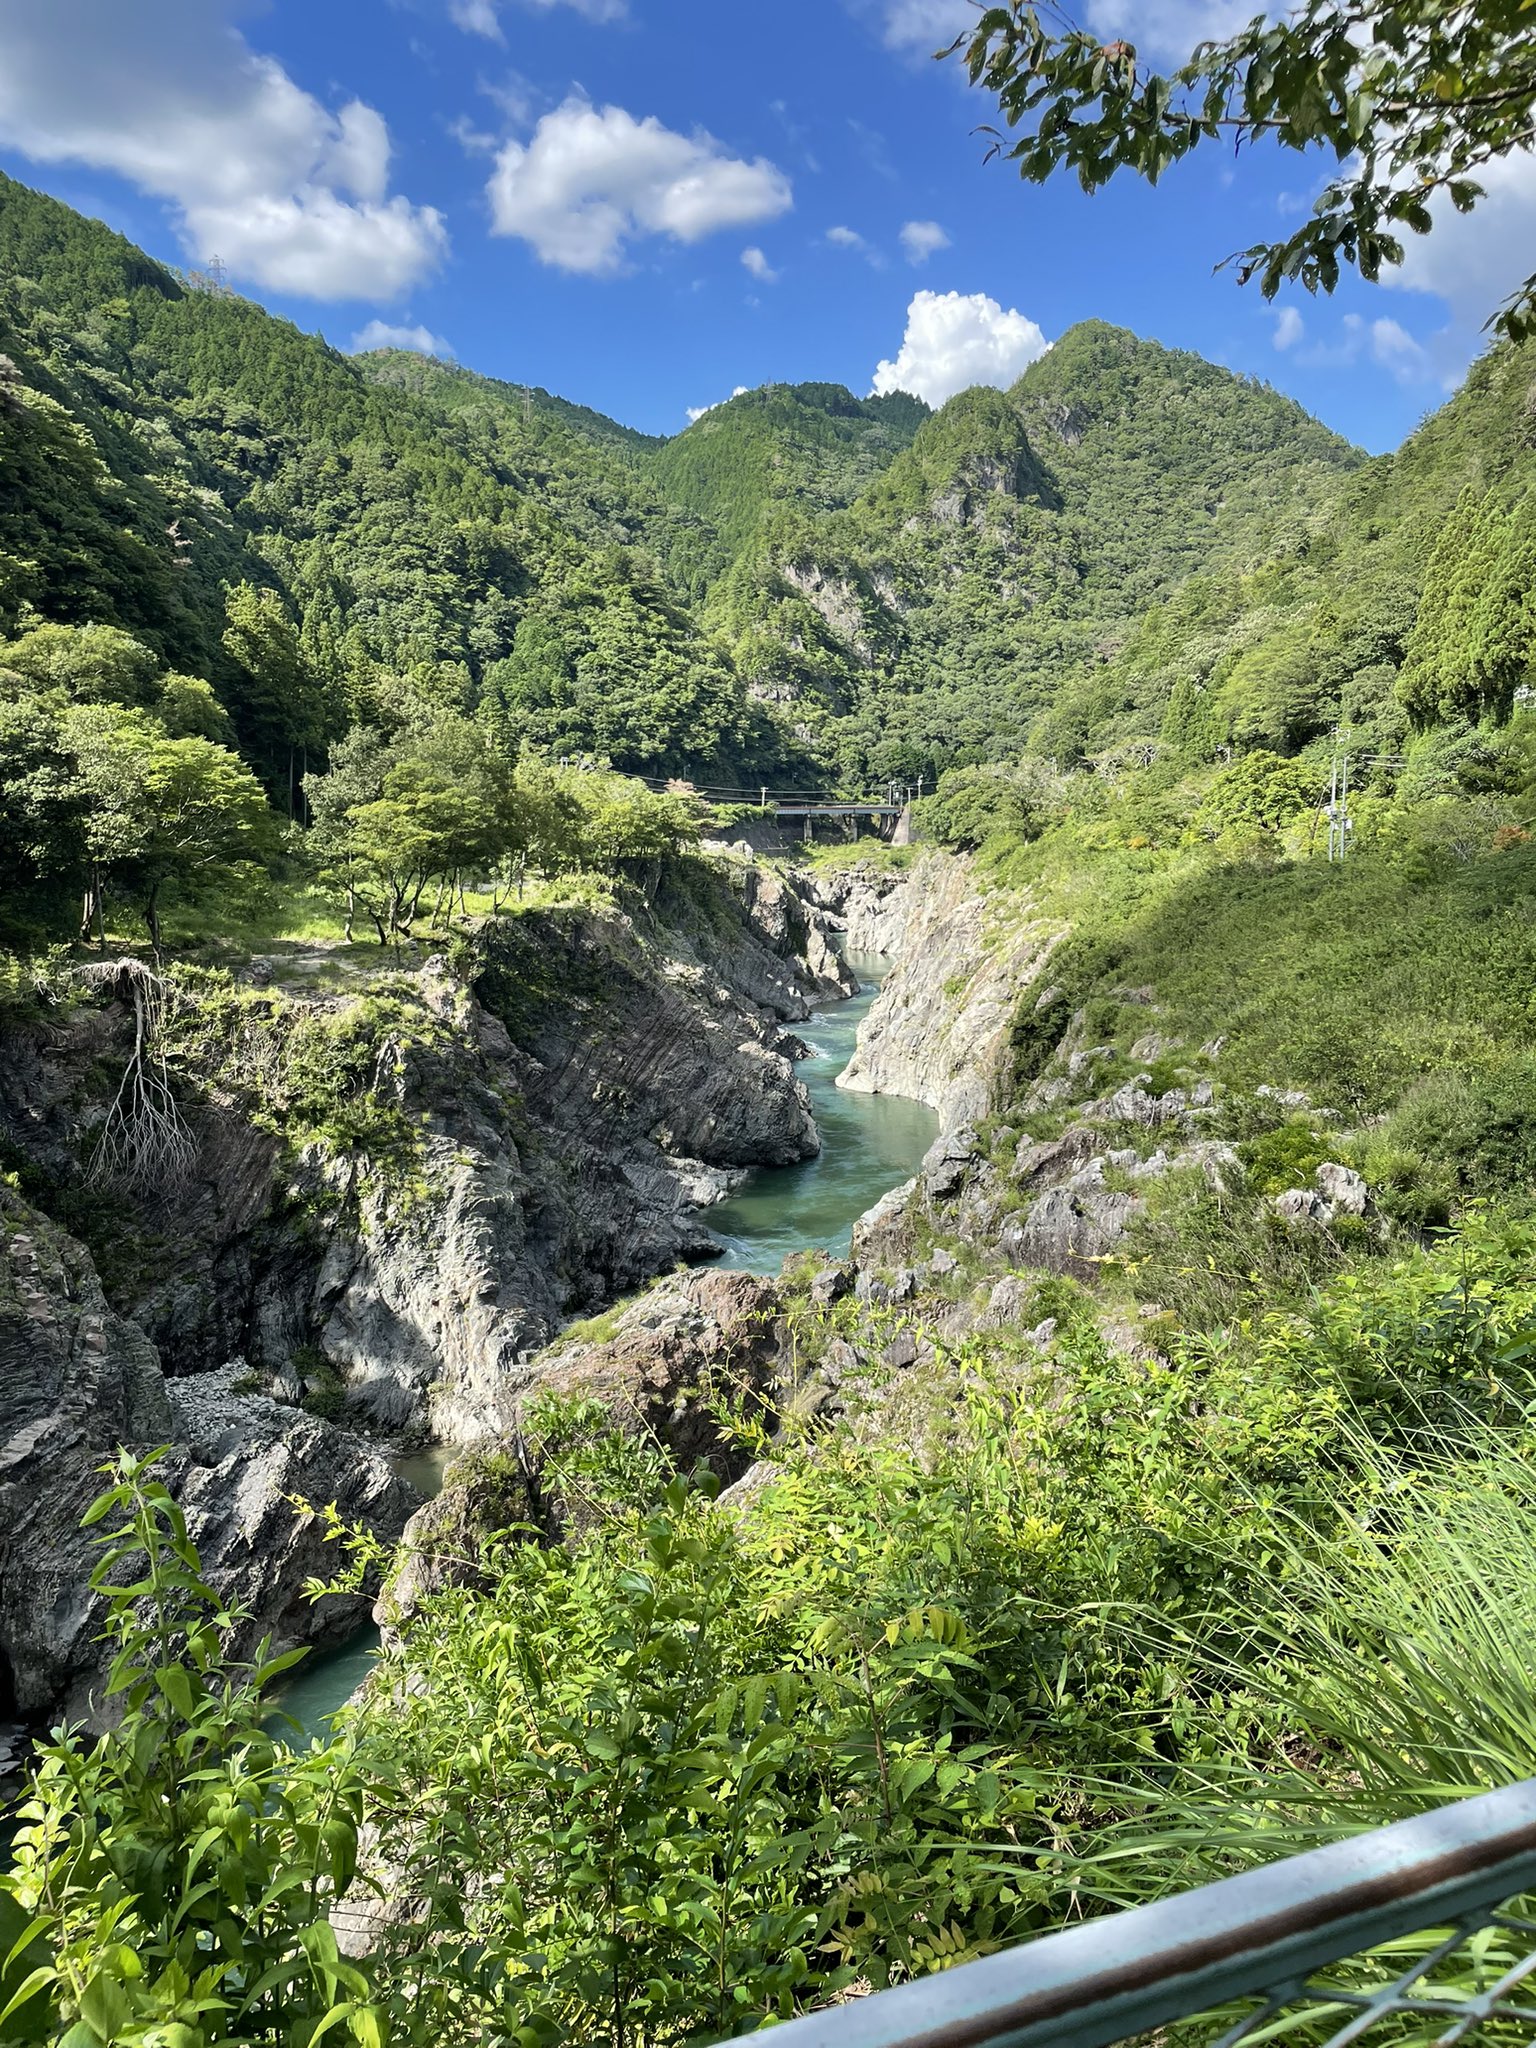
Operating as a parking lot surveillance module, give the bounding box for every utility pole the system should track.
[1326,736,1354,864]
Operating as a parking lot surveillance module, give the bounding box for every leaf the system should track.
[348,2005,388,2048]
[156,1665,196,1721]
[79,1971,129,2042]
[0,1966,57,2038]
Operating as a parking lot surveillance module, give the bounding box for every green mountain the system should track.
[0,172,797,791]
[1036,331,1536,770]
[691,324,1362,778]
[644,380,929,593]
[2,165,1528,814]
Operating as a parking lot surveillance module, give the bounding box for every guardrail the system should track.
[743,1781,1536,2048]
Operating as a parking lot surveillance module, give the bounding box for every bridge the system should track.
[633,776,922,841]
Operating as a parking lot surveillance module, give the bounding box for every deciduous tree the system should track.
[957,1,1536,338]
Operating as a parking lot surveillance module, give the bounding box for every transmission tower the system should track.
[207,254,229,295]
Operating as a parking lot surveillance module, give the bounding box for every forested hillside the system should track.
[384,322,1368,783]
[0,172,799,824]
[700,324,1362,778]
[4,162,1536,960]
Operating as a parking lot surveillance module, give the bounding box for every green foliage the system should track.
[303,714,518,942]
[1399,483,1536,725]
[65,706,274,949]
[1238,1119,1329,1196]
[921,761,1059,853]
[162,972,450,1196]
[0,622,162,706]
[1195,751,1321,838]
[649,381,928,589]
[958,0,1536,340]
[19,1216,1536,2042]
[2,1450,379,2048]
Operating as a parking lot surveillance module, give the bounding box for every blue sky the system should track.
[1,0,1530,453]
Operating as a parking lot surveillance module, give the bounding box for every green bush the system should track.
[3,1454,379,2048]
[920,763,1060,855]
[1238,1120,1328,1195]
[16,1220,1536,2044]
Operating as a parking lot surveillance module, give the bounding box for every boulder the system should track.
[851,1178,918,1264]
[1004,1185,1145,1276]
[921,1125,980,1200]
[380,1270,787,1628]
[1317,1163,1369,1217]
[809,1261,854,1308]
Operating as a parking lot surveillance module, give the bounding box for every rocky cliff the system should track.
[0,859,842,1444]
[0,856,851,1720]
[819,853,1058,1129]
[0,1186,417,1722]
[794,861,914,958]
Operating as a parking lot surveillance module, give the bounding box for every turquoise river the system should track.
[276,951,935,1737]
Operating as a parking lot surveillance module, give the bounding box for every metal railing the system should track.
[747,1781,1536,2048]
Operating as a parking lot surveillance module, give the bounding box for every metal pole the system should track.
[731,1781,1536,2048]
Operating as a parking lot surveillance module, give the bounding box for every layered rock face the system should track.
[833,854,1057,1128]
[321,908,822,1440]
[0,1190,416,1721]
[0,859,850,1718]
[0,864,840,1449]
[794,862,913,959]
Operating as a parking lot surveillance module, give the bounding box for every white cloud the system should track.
[742,245,778,282]
[1382,148,1536,346]
[448,112,499,157]
[1080,0,1259,65]
[1292,310,1432,385]
[827,223,884,267]
[875,0,1256,70]
[350,319,454,357]
[1272,305,1305,351]
[1365,314,1430,384]
[0,0,446,301]
[450,0,626,35]
[876,2,973,53]
[449,0,504,36]
[687,385,750,423]
[487,97,792,273]
[872,289,1048,407]
[828,224,866,249]
[900,219,950,265]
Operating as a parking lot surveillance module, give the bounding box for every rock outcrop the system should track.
[0,857,856,1717]
[0,860,839,1447]
[794,861,914,959]
[0,1191,416,1721]
[379,1269,786,1626]
[836,853,1058,1128]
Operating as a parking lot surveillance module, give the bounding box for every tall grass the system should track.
[1060,1421,1536,1911]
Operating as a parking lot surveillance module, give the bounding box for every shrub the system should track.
[3,1453,380,2048]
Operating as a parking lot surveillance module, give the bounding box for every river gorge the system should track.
[278,947,940,1736]
[3,847,1051,1737]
